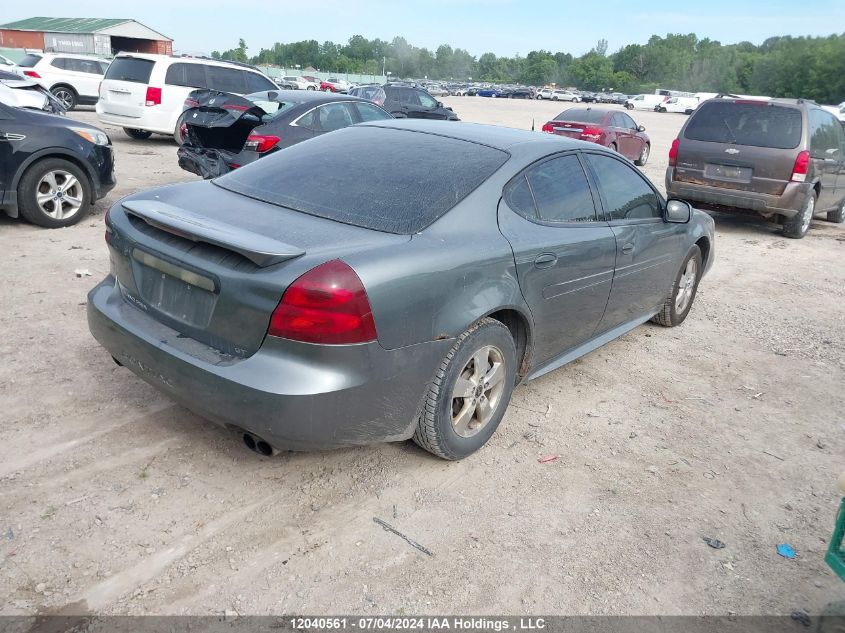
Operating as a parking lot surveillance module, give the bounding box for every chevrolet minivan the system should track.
[666,97,845,238]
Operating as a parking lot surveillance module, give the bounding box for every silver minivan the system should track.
[666,97,845,238]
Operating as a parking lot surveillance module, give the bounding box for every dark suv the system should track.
[348,84,458,120]
[666,97,845,238]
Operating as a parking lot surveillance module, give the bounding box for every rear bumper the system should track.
[96,102,178,135]
[87,277,451,451]
[666,170,811,219]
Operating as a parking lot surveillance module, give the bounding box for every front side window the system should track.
[525,155,597,223]
[417,91,438,109]
[586,154,662,221]
[809,109,844,158]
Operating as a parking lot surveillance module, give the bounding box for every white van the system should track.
[96,54,279,141]
[657,96,700,114]
[625,94,667,110]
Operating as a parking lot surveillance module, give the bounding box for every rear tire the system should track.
[174,113,188,145]
[413,318,516,460]
[782,191,816,239]
[609,142,618,153]
[652,245,703,327]
[635,143,650,166]
[307,85,316,90]
[124,128,152,140]
[827,199,845,223]
[17,158,92,228]
[50,85,77,110]
[625,103,634,110]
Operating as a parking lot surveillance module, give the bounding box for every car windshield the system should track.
[555,108,606,123]
[214,126,509,234]
[16,54,42,68]
[684,101,802,149]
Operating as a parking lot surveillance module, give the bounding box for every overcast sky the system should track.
[5,0,845,58]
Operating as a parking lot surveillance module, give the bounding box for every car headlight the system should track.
[71,128,109,146]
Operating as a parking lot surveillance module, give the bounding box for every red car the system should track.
[541,107,651,166]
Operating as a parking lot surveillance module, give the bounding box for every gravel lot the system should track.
[1,97,843,617]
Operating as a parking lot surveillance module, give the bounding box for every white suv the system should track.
[282,76,318,90]
[535,88,579,102]
[96,54,279,141]
[14,52,110,110]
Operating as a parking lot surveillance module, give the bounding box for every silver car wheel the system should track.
[451,345,507,438]
[36,170,83,220]
[640,144,650,163]
[52,87,74,109]
[675,257,698,314]
[801,194,815,233]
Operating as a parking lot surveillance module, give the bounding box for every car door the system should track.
[609,113,633,158]
[72,58,104,98]
[809,108,843,210]
[585,152,686,332]
[620,112,646,161]
[0,105,30,207]
[414,89,445,119]
[497,152,618,365]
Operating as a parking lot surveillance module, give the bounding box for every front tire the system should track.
[652,245,703,327]
[413,318,517,460]
[782,191,816,239]
[17,158,92,228]
[51,85,77,110]
[625,103,634,110]
[827,198,845,223]
[124,128,152,140]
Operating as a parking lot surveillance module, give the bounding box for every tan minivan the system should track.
[666,97,845,238]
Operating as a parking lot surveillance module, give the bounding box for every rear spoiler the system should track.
[122,199,304,267]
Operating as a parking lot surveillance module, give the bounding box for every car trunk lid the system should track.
[105,183,409,357]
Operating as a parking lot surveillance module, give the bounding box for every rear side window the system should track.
[105,57,154,83]
[587,154,662,221]
[165,63,208,88]
[17,54,42,68]
[684,101,802,149]
[215,126,509,234]
[354,102,391,122]
[315,103,355,131]
[207,66,247,93]
[525,155,597,223]
[245,72,276,93]
[809,109,844,158]
[68,58,104,75]
[51,58,68,70]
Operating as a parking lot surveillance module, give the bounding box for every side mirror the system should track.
[637,125,646,132]
[437,101,444,108]
[665,199,692,223]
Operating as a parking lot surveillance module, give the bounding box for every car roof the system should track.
[360,119,587,151]
[32,52,109,61]
[247,90,370,105]
[113,53,261,71]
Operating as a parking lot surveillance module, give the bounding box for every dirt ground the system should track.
[1,97,843,617]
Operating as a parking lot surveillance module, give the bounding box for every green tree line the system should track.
[211,31,845,104]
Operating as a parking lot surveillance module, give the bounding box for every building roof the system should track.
[1,17,172,41]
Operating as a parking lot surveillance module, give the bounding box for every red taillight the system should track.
[244,134,280,153]
[223,104,249,112]
[580,127,603,140]
[268,259,377,344]
[145,86,162,107]
[541,122,554,133]
[668,138,680,167]
[23,70,41,79]
[184,97,199,108]
[791,150,810,182]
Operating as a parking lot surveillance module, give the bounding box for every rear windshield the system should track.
[555,108,605,123]
[247,96,298,117]
[214,126,509,234]
[17,54,42,68]
[684,101,803,149]
[105,57,154,84]
[351,86,384,100]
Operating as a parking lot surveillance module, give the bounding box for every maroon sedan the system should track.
[541,107,651,166]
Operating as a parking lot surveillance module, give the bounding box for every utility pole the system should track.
[382,56,386,77]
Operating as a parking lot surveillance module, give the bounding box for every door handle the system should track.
[621,243,635,254]
[533,253,557,268]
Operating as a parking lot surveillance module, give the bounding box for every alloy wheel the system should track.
[675,257,698,314]
[450,345,507,438]
[36,170,83,220]
[53,88,74,109]
[801,195,815,233]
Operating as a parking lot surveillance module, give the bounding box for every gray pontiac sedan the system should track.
[88,120,715,460]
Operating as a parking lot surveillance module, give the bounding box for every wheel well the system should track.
[695,236,711,269]
[813,182,821,198]
[16,153,94,196]
[50,83,77,94]
[486,309,531,377]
